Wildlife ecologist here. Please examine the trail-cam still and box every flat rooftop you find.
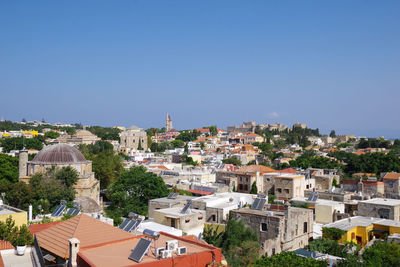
[151,195,195,204]
[78,232,217,266]
[157,207,205,218]
[324,216,400,231]
[0,205,25,215]
[359,198,400,206]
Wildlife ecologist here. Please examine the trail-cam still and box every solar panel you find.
[306,192,314,202]
[251,198,261,210]
[51,205,66,217]
[181,201,192,214]
[257,199,267,210]
[311,193,319,202]
[124,220,136,232]
[66,208,80,216]
[128,238,151,263]
[119,218,131,230]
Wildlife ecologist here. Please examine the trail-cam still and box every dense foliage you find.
[79,141,123,189]
[222,157,242,166]
[308,238,348,257]
[362,242,400,267]
[329,151,400,175]
[1,136,44,152]
[356,138,391,149]
[0,154,19,183]
[176,130,200,142]
[86,126,121,141]
[254,252,327,267]
[289,150,342,170]
[106,166,169,222]
[203,219,259,267]
[0,217,33,247]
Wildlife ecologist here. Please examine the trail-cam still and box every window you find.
[389,182,394,188]
[272,248,276,255]
[378,208,390,219]
[303,222,308,233]
[284,189,290,194]
[277,188,282,193]
[261,223,267,232]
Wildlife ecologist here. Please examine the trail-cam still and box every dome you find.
[128,125,139,130]
[74,129,96,137]
[31,144,87,164]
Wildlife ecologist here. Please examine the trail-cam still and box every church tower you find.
[166,113,173,132]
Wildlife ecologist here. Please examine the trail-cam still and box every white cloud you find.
[268,112,279,119]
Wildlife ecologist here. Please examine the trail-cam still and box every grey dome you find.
[31,144,87,164]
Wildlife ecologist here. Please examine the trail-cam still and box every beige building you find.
[152,205,206,235]
[274,174,306,200]
[119,125,148,153]
[57,129,100,145]
[19,144,100,205]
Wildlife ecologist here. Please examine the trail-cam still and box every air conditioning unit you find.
[177,247,187,256]
[166,240,178,251]
[156,247,165,257]
[161,250,172,259]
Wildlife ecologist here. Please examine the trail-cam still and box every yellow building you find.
[0,204,28,227]
[323,216,400,247]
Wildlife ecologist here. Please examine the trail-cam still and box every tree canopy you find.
[254,252,327,267]
[222,157,242,166]
[106,166,169,219]
[0,154,19,183]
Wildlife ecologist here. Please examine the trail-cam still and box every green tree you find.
[0,154,19,183]
[91,151,123,189]
[137,139,143,150]
[30,167,77,213]
[171,140,185,148]
[250,181,258,194]
[200,141,205,150]
[308,238,348,257]
[330,130,336,138]
[44,131,60,139]
[362,242,400,267]
[55,166,78,188]
[222,158,242,166]
[107,166,169,217]
[254,252,327,267]
[322,227,346,241]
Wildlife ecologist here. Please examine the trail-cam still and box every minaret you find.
[166,113,173,132]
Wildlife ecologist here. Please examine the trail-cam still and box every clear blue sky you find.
[1,1,399,138]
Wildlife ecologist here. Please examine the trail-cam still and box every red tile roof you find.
[29,221,63,235]
[36,214,135,259]
[187,189,212,196]
[383,172,400,180]
[277,168,297,174]
[0,240,14,250]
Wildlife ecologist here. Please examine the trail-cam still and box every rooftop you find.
[78,232,221,266]
[36,214,135,258]
[31,144,87,164]
[358,198,400,206]
[325,216,400,231]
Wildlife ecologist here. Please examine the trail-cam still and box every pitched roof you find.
[383,172,400,180]
[29,221,63,235]
[277,168,297,174]
[36,214,135,258]
[235,165,275,174]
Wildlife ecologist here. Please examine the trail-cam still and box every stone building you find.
[18,144,100,205]
[57,129,100,145]
[274,174,306,200]
[231,206,313,256]
[342,179,384,197]
[357,198,400,221]
[216,165,275,193]
[119,125,148,153]
[383,172,400,199]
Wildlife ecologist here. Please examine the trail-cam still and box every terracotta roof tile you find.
[383,172,400,180]
[29,221,63,235]
[36,214,135,259]
[0,240,14,250]
[235,165,275,174]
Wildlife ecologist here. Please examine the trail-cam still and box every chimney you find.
[68,238,80,267]
[29,204,33,222]
[18,150,28,178]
